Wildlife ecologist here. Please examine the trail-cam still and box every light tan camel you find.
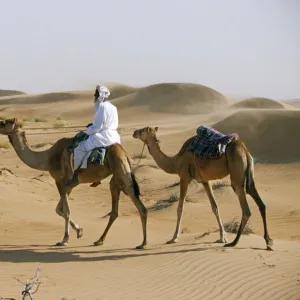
[133,126,273,250]
[0,118,148,249]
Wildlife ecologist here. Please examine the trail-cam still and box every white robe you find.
[73,101,121,170]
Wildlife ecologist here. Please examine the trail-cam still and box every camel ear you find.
[154,127,158,132]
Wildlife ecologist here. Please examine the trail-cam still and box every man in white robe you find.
[65,85,121,188]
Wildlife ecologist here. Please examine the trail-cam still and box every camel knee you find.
[55,204,63,216]
[243,209,251,219]
[110,211,118,221]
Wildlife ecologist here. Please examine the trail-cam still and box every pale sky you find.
[0,0,299,100]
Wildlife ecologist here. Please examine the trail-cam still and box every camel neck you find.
[9,131,51,171]
[147,138,178,174]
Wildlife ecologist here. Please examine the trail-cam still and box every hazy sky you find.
[0,0,299,99]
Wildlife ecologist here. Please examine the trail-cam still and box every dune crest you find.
[0,89,25,97]
[112,82,228,114]
[230,97,284,109]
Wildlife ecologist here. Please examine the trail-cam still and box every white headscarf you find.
[94,85,111,110]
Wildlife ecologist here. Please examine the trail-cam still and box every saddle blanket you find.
[68,131,106,167]
[187,125,238,159]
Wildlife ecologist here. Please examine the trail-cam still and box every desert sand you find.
[0,83,300,300]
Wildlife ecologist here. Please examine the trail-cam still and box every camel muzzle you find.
[132,131,140,138]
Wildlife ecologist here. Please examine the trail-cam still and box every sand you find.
[0,83,300,300]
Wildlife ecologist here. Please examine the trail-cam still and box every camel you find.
[133,126,273,250]
[0,118,147,249]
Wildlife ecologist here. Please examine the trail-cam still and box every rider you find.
[65,84,121,188]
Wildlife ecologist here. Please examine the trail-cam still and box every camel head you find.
[0,118,23,135]
[133,126,159,143]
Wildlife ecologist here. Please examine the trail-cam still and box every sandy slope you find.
[0,83,300,299]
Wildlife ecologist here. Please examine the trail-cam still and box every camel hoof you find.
[166,239,178,244]
[55,241,68,246]
[136,244,147,250]
[215,238,228,243]
[93,240,104,246]
[224,242,236,248]
[77,228,83,239]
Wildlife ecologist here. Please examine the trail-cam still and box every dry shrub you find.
[34,117,47,123]
[149,193,179,211]
[224,217,254,235]
[53,121,65,128]
[149,193,194,211]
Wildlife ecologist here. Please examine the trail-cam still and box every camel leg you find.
[55,195,71,246]
[124,176,148,249]
[55,182,83,246]
[167,177,189,244]
[224,185,251,247]
[247,183,273,250]
[94,177,120,246]
[202,181,227,243]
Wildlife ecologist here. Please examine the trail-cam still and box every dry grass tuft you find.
[224,217,254,235]
[53,121,65,128]
[34,117,47,123]
[149,193,195,211]
[148,193,179,211]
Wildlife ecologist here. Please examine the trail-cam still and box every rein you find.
[133,141,146,166]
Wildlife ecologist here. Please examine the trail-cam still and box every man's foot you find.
[90,181,101,187]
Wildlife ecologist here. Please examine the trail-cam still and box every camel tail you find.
[245,150,255,194]
[131,172,141,198]
[125,155,140,198]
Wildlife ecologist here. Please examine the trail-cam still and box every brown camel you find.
[133,126,273,250]
[0,118,148,249]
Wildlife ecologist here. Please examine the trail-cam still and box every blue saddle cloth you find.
[187,125,238,159]
[68,131,106,165]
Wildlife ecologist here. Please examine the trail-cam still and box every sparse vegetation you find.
[53,121,65,128]
[148,193,179,211]
[56,116,62,120]
[22,117,31,122]
[194,218,254,240]
[223,217,254,235]
[212,180,230,189]
[34,117,47,123]
[167,180,230,190]
[148,193,194,211]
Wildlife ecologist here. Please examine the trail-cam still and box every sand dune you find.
[213,109,300,163]
[111,82,228,114]
[230,97,285,109]
[0,89,25,97]
[107,83,138,99]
